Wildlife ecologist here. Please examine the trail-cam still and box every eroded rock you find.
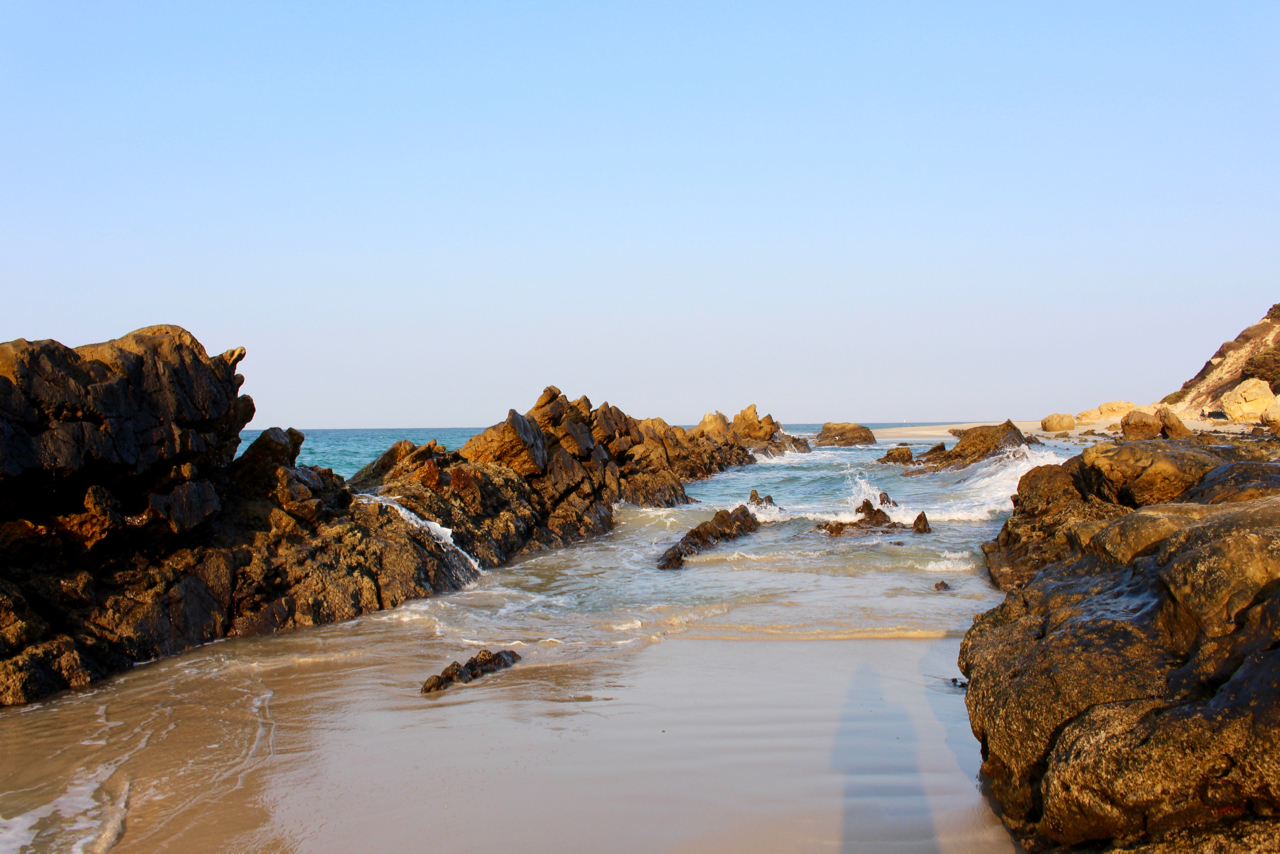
[657,504,760,570]
[814,422,875,446]
[421,649,521,694]
[961,495,1280,850]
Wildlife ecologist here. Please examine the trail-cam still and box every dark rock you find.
[657,505,759,570]
[878,491,897,507]
[1181,461,1280,505]
[960,495,1280,850]
[878,446,914,465]
[814,422,875,446]
[0,327,486,707]
[981,459,1132,590]
[912,512,931,534]
[748,489,776,507]
[817,499,909,537]
[934,580,950,591]
[908,421,1029,475]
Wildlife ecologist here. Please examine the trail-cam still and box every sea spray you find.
[357,494,483,575]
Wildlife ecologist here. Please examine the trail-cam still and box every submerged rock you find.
[421,649,521,694]
[814,422,875,446]
[657,504,760,570]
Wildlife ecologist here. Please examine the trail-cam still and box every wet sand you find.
[0,633,1013,852]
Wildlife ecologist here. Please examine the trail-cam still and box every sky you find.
[2,2,1277,428]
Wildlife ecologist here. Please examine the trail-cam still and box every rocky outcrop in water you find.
[814,422,875,446]
[905,420,1031,475]
[687,405,811,456]
[657,504,760,570]
[968,431,1280,849]
[352,387,767,566]
[421,648,521,694]
[878,446,913,465]
[0,327,480,706]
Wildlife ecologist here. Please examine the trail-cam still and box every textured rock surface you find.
[657,504,760,570]
[906,420,1029,475]
[961,495,1280,850]
[688,405,811,456]
[351,387,768,567]
[1121,408,1163,441]
[0,327,480,706]
[981,440,1270,591]
[814,422,876,446]
[1221,377,1276,423]
[1040,413,1074,433]
[877,446,913,465]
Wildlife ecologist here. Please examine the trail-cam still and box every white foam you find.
[358,495,482,572]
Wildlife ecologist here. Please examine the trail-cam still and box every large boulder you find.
[961,495,1280,850]
[1220,377,1275,423]
[1121,408,1163,441]
[1040,413,1075,432]
[814,422,876,446]
[1261,401,1280,432]
[0,325,254,524]
[1078,440,1236,507]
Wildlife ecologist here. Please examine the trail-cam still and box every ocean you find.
[0,425,1067,852]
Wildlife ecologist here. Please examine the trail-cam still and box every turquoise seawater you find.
[239,424,957,479]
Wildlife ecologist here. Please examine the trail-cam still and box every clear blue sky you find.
[3,2,1277,427]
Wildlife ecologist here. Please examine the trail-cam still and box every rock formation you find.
[906,420,1031,475]
[816,500,931,537]
[657,504,760,570]
[981,439,1269,591]
[1221,377,1276,423]
[1164,303,1280,418]
[421,649,520,694]
[0,327,480,706]
[878,446,913,465]
[351,387,769,566]
[687,405,811,456]
[962,490,1280,851]
[1076,401,1139,425]
[1040,413,1074,433]
[0,330,781,706]
[970,426,1280,851]
[814,422,876,446]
